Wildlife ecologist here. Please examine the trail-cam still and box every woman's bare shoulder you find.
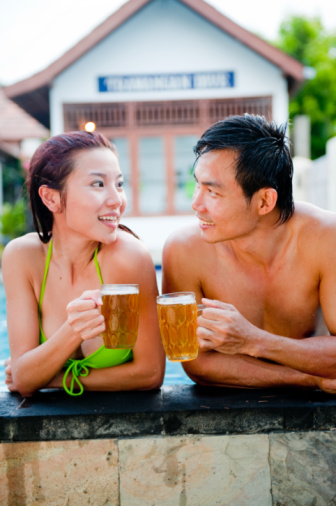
[116,228,153,256]
[100,228,155,273]
[2,233,45,269]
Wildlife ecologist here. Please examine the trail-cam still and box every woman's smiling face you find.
[61,147,127,244]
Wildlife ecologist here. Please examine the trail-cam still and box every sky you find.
[0,0,336,86]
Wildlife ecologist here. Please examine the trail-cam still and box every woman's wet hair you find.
[194,114,294,225]
[27,131,116,243]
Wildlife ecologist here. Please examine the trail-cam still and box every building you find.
[0,88,49,215]
[3,0,305,261]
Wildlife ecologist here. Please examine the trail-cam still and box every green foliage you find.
[2,159,25,204]
[275,15,336,159]
[184,165,196,199]
[0,200,26,243]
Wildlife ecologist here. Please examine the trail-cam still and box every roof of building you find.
[3,0,305,129]
[0,88,49,159]
[0,140,20,160]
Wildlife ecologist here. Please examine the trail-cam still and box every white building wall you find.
[327,137,336,212]
[293,149,335,212]
[50,0,289,134]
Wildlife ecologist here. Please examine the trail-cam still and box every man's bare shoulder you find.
[164,223,206,254]
[295,201,336,223]
[294,202,336,241]
[162,224,211,294]
[292,202,336,269]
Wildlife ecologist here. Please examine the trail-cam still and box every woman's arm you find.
[2,238,104,396]
[80,241,165,391]
[48,242,165,392]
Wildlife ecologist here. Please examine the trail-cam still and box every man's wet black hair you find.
[194,114,294,224]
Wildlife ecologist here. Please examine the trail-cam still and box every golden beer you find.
[101,284,140,349]
[157,292,198,362]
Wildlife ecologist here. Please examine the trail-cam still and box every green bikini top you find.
[38,240,132,396]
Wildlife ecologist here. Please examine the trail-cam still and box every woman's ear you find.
[257,187,278,216]
[38,185,62,213]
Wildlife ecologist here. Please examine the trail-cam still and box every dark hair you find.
[194,114,294,224]
[27,131,116,243]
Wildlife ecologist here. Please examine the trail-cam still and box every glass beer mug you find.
[156,292,199,362]
[101,284,140,349]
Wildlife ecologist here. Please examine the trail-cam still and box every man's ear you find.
[38,185,62,213]
[257,187,278,216]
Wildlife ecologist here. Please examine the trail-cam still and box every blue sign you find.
[98,71,234,93]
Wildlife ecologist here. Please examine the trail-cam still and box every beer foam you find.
[158,295,195,305]
[101,284,139,295]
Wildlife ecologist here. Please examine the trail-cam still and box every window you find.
[139,137,166,214]
[63,97,272,215]
[111,137,132,215]
[174,135,198,212]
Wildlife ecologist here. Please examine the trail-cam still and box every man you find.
[162,114,336,393]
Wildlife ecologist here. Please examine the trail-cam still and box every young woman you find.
[3,131,165,397]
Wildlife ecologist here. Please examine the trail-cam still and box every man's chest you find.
[200,258,320,338]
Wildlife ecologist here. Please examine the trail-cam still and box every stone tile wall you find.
[1,431,336,505]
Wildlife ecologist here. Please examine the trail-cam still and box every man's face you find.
[192,149,259,243]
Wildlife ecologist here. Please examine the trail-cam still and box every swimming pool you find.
[0,271,194,390]
[0,281,7,390]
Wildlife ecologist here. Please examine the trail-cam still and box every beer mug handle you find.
[197,304,206,316]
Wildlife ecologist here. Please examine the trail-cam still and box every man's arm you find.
[196,299,336,380]
[162,231,320,390]
[182,350,317,389]
[194,214,336,380]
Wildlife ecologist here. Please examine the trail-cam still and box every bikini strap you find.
[93,247,103,284]
[39,239,53,313]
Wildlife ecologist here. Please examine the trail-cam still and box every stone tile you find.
[0,439,119,505]
[162,409,284,436]
[119,434,272,505]
[270,431,336,505]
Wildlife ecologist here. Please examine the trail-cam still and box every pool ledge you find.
[1,384,336,442]
[2,385,336,504]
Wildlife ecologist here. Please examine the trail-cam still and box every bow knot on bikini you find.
[62,360,90,396]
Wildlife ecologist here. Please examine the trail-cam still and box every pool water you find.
[0,272,194,390]
[0,282,6,389]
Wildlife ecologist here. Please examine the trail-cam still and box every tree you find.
[0,200,26,245]
[275,16,336,159]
